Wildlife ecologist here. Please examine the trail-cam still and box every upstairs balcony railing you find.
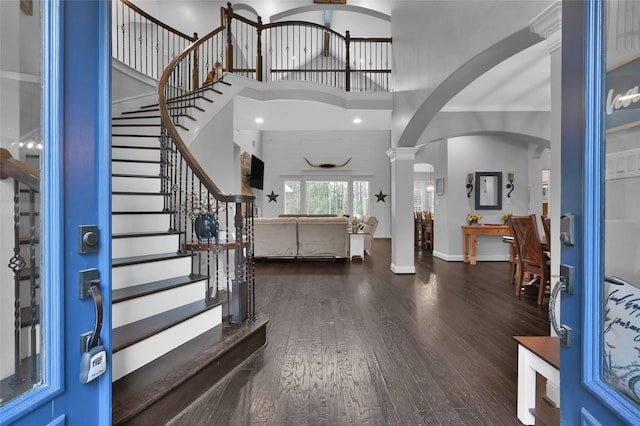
[114,1,392,92]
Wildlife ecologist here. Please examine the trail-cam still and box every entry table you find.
[513,336,560,425]
[462,224,510,265]
[349,232,364,260]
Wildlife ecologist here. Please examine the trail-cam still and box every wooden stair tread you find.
[112,299,222,352]
[112,251,193,268]
[112,274,207,304]
[18,267,39,280]
[20,305,40,327]
[113,230,180,239]
[111,173,167,179]
[112,123,161,128]
[112,145,161,150]
[112,158,162,164]
[112,133,159,138]
[112,191,169,196]
[112,210,174,215]
[113,115,161,120]
[112,315,268,425]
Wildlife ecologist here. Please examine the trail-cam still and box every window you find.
[353,180,369,216]
[306,180,348,215]
[283,178,370,216]
[284,180,301,214]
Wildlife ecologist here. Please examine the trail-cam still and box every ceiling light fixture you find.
[352,118,362,124]
[255,117,264,124]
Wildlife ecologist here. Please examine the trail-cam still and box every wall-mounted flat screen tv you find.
[250,155,264,190]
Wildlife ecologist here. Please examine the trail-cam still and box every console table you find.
[513,336,560,425]
[461,224,510,265]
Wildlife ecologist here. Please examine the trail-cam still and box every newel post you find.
[345,30,351,92]
[191,32,199,89]
[256,16,263,81]
[225,2,234,74]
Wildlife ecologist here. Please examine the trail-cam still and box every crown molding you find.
[529,1,562,54]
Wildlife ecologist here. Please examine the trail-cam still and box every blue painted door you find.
[1,0,111,424]
[560,1,640,424]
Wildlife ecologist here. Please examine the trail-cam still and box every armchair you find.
[358,215,379,255]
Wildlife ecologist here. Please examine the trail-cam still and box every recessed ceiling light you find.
[255,117,264,124]
[352,118,362,124]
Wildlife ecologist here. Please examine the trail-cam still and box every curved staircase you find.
[110,92,266,425]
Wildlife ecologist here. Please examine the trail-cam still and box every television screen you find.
[249,155,264,190]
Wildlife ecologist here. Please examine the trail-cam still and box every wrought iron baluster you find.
[9,180,26,386]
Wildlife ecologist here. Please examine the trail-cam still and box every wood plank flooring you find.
[168,239,549,425]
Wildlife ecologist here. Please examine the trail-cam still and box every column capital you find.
[386,147,420,162]
[529,1,562,54]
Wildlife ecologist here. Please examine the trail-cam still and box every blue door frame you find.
[1,0,112,424]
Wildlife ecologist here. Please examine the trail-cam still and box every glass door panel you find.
[602,0,640,408]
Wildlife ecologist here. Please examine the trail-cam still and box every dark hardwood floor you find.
[168,239,549,425]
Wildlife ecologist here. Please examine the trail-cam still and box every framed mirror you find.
[475,172,502,210]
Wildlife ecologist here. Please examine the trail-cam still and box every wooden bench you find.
[513,336,560,425]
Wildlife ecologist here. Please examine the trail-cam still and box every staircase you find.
[110,94,266,425]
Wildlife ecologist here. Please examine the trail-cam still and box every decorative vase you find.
[469,219,478,225]
[352,225,359,233]
[194,213,217,243]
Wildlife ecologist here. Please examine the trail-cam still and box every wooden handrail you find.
[120,0,197,42]
[0,148,39,192]
[157,28,254,204]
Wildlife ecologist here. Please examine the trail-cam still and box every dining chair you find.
[510,214,550,305]
[414,211,423,247]
[422,211,434,252]
[541,215,551,252]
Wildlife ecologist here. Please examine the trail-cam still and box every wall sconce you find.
[506,172,515,197]
[466,172,474,198]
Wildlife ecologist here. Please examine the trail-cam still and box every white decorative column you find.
[529,0,562,406]
[386,147,419,274]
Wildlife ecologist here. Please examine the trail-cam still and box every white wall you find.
[187,101,236,195]
[260,130,391,237]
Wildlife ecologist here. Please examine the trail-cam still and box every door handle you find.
[79,268,107,383]
[549,264,574,347]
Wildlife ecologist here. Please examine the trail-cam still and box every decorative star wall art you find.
[267,190,279,203]
[376,190,387,203]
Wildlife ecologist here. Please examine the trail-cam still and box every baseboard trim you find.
[390,264,416,274]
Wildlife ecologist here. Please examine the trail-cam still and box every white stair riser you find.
[112,124,161,136]
[112,194,164,212]
[112,257,192,290]
[19,324,41,359]
[112,136,160,149]
[112,147,160,162]
[112,214,171,234]
[112,281,206,328]
[112,306,221,381]
[112,117,160,126]
[112,161,160,176]
[113,234,179,258]
[112,176,162,193]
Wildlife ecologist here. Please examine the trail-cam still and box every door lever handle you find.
[86,282,103,351]
[79,268,103,352]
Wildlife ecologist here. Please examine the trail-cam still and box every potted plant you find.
[501,213,511,225]
[467,213,481,225]
[350,217,361,233]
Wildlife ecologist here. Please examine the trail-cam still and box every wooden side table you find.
[349,232,364,260]
[513,336,560,425]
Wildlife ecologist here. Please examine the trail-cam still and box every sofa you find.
[254,216,348,259]
[357,215,379,255]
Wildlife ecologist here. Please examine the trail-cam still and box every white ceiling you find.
[234,40,550,132]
